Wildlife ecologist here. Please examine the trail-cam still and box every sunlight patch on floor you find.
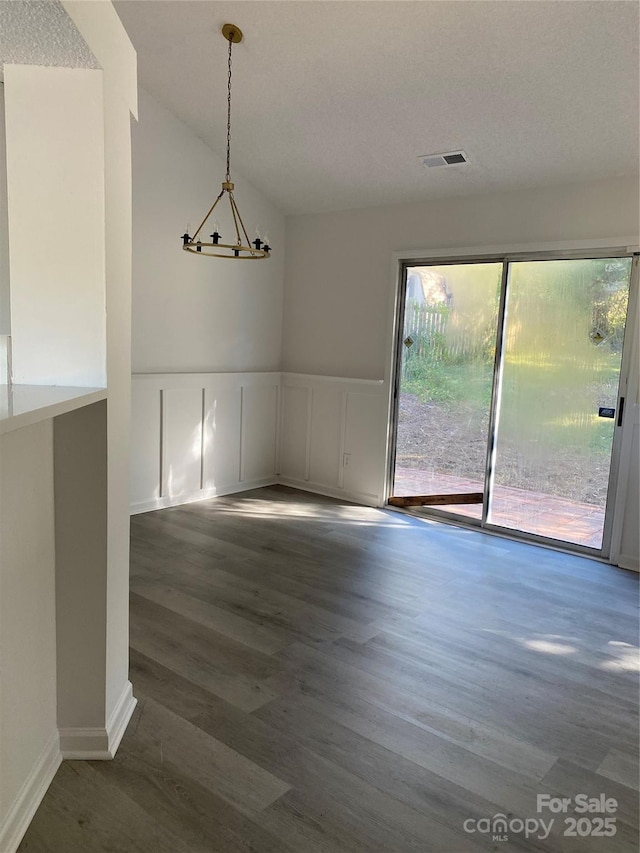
[600,641,640,673]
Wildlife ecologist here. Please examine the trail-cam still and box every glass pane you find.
[489,258,632,548]
[393,262,502,520]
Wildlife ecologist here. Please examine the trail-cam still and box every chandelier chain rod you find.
[229,192,253,249]
[192,188,224,241]
[226,33,233,182]
[228,191,242,245]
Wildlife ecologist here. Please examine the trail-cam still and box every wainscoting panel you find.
[279,373,387,506]
[131,373,281,514]
[162,387,203,498]
[343,391,387,501]
[130,384,161,507]
[279,384,310,482]
[131,372,387,513]
[308,387,343,488]
[203,385,242,491]
[241,384,279,483]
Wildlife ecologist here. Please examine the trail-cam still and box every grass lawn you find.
[397,353,620,506]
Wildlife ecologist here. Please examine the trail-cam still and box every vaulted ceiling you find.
[114,0,639,215]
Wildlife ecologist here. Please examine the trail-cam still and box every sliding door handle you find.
[617,397,625,427]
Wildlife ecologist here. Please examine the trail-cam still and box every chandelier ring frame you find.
[182,243,269,259]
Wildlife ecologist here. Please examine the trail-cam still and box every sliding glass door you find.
[390,253,635,555]
[392,262,502,520]
[488,258,632,549]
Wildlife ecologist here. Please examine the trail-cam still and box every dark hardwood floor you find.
[19,486,639,852]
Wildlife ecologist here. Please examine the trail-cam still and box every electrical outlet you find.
[343,453,351,468]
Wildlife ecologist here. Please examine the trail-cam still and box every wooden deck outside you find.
[393,467,606,549]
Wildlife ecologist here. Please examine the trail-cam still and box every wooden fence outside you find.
[402,302,479,363]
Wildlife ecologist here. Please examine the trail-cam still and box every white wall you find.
[54,402,108,743]
[129,88,288,513]
[0,421,60,853]
[0,84,10,336]
[63,0,139,738]
[0,2,138,849]
[103,63,136,737]
[613,279,640,572]
[131,88,285,374]
[4,65,106,387]
[618,410,639,570]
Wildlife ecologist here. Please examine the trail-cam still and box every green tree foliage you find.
[589,259,630,352]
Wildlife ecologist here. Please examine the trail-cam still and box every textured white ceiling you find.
[0,0,99,78]
[114,0,639,215]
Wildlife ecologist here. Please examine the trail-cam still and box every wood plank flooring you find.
[19,486,639,852]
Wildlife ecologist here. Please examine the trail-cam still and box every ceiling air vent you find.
[420,150,469,168]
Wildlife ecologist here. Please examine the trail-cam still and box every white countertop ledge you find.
[0,385,107,435]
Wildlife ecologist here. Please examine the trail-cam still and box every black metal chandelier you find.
[181,24,271,259]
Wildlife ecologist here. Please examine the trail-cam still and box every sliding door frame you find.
[609,254,640,566]
[481,260,509,525]
[386,244,639,560]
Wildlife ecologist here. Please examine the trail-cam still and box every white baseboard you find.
[131,476,381,514]
[106,680,137,756]
[130,477,278,515]
[58,726,110,759]
[60,681,137,760]
[277,477,381,508]
[0,731,61,853]
[616,554,639,572]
